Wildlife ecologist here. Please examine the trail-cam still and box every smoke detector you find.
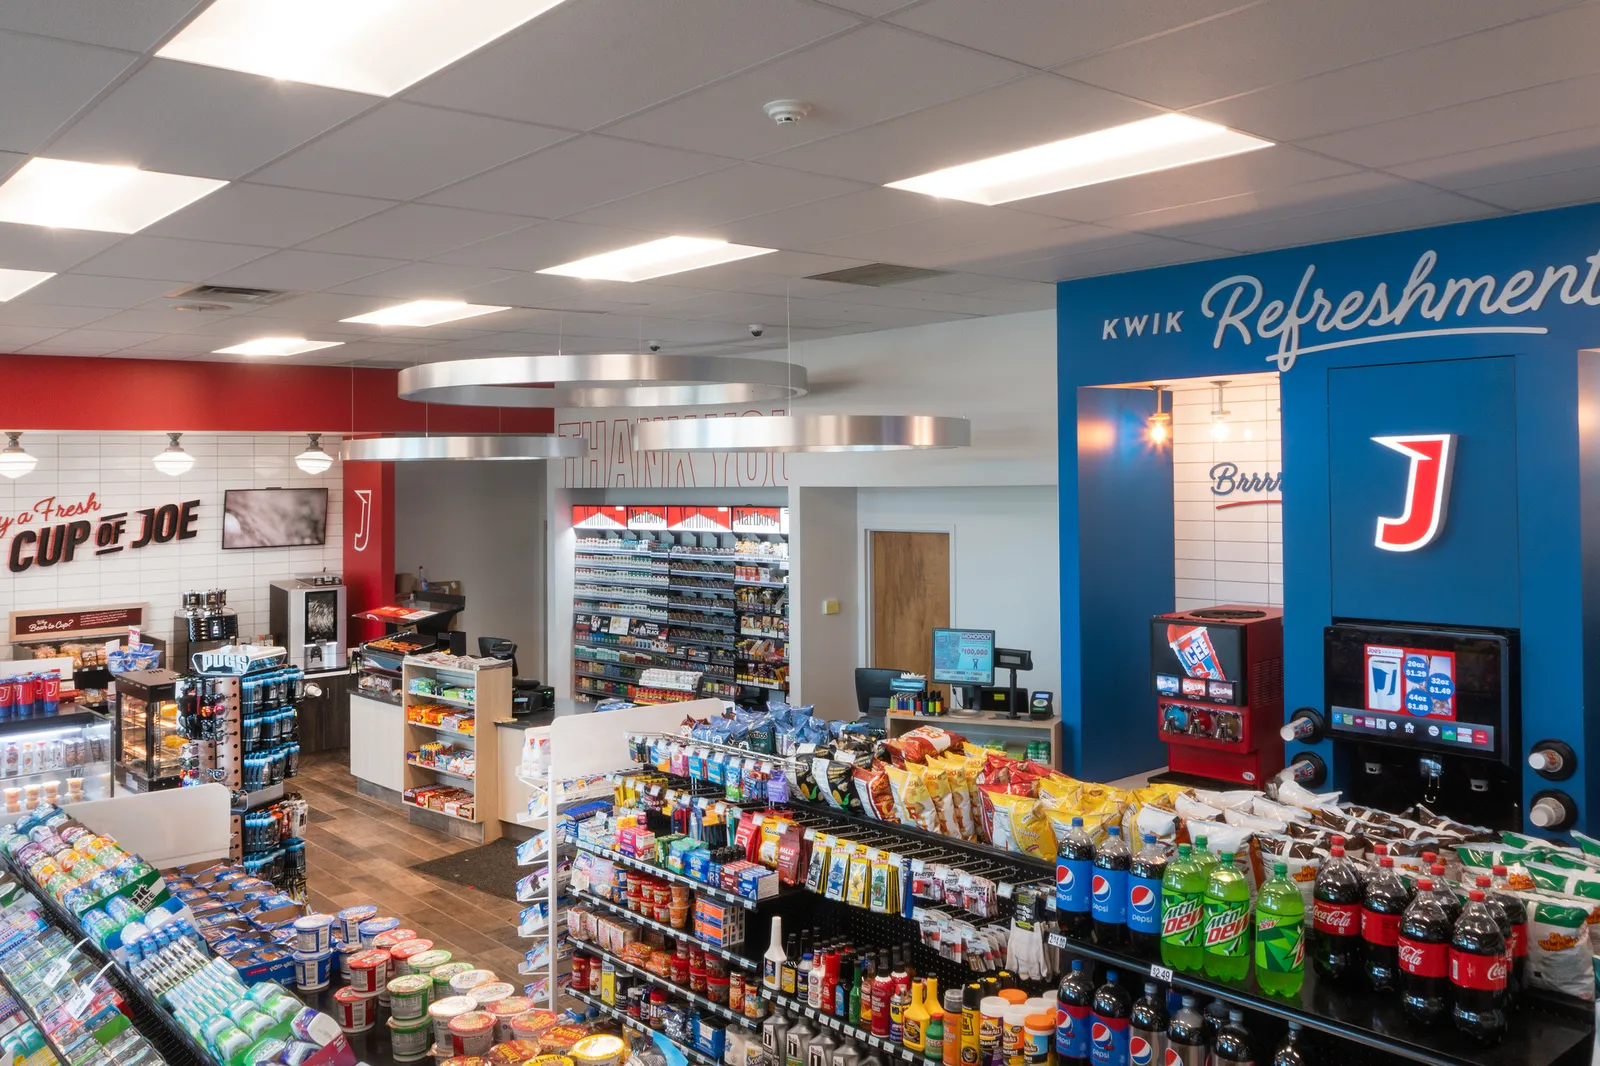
[763,100,812,125]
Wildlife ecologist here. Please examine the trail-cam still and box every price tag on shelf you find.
[1150,964,1174,984]
[803,829,816,841]
[1046,933,1068,949]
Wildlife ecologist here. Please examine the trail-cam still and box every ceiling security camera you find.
[749,324,764,337]
[648,341,662,352]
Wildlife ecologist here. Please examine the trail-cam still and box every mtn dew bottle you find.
[1160,844,1205,973]
[1202,851,1250,982]
[1255,862,1305,997]
[1193,835,1217,872]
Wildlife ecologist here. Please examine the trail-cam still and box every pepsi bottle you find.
[1165,996,1207,1066]
[1270,1022,1307,1066]
[1129,982,1168,1066]
[1089,970,1132,1066]
[1128,834,1167,958]
[1058,817,1095,939]
[1093,827,1132,948]
[1056,958,1095,1066]
[1211,1009,1254,1066]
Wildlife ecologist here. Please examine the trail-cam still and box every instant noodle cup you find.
[332,987,377,1033]
[374,927,420,950]
[486,1039,540,1065]
[407,948,453,978]
[538,1024,590,1055]
[390,938,437,975]
[509,1009,559,1042]
[469,981,514,1008]
[348,949,392,994]
[388,974,434,1020]
[486,997,534,1042]
[432,961,476,997]
[441,1059,489,1066]
[571,1034,626,1066]
[448,1011,497,1057]
[293,914,335,954]
[358,916,400,946]
[337,904,377,941]
[527,1056,574,1066]
[429,995,478,1047]
[389,1016,433,1063]
[449,969,498,997]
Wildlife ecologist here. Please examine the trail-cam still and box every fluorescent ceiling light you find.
[538,237,777,282]
[213,337,344,357]
[885,114,1273,205]
[0,269,54,302]
[157,0,573,97]
[0,158,226,234]
[341,300,511,327]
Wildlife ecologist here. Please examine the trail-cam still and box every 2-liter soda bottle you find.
[1160,844,1205,973]
[1254,862,1305,998]
[1310,839,1363,983]
[1202,852,1250,982]
[1128,833,1167,959]
[1450,890,1508,1047]
[1397,877,1452,1028]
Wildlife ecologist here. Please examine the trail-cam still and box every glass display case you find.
[0,714,113,820]
[112,669,182,793]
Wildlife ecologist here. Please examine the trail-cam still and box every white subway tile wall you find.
[1169,374,1281,611]
[0,433,342,643]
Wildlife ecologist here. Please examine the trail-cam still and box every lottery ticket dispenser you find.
[1151,606,1285,786]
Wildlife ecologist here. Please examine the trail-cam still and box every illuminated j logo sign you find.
[1372,434,1456,552]
[352,489,372,552]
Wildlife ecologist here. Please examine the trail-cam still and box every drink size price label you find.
[1047,933,1068,949]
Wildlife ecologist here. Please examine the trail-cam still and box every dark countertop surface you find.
[494,696,590,728]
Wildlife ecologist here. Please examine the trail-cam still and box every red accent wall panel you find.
[342,460,395,642]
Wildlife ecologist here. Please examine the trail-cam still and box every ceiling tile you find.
[15,275,186,308]
[1192,190,1500,253]
[1454,163,1600,213]
[0,303,115,329]
[407,0,859,130]
[0,31,139,156]
[814,0,921,15]
[1100,172,1427,239]
[205,249,406,290]
[330,262,523,300]
[1389,125,1600,191]
[1299,73,1600,169]
[298,204,534,261]
[602,24,1024,159]
[426,135,731,219]
[72,235,273,281]
[437,219,664,272]
[1058,0,1582,109]
[146,183,392,246]
[0,325,67,349]
[228,292,386,324]
[967,237,1229,283]
[87,308,225,334]
[891,0,1255,68]
[564,164,865,233]
[251,103,571,200]
[0,223,122,272]
[437,272,595,308]
[810,208,1074,266]
[761,74,1159,184]
[719,187,951,248]
[1191,4,1600,143]
[0,0,203,51]
[49,60,375,180]
[26,327,166,354]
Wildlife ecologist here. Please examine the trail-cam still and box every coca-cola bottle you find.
[1397,877,1451,1028]
[1488,864,1527,1002]
[1310,839,1363,983]
[1360,855,1412,993]
[1473,874,1516,1005]
[1426,864,1461,924]
[1450,889,1508,1047]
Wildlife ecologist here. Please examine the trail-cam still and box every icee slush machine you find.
[1151,606,1284,786]
[1321,620,1524,829]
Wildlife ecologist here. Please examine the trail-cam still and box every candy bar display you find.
[571,506,789,706]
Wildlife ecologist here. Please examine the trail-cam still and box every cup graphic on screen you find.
[1368,655,1403,712]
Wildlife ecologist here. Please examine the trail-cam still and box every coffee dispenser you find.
[269,577,347,671]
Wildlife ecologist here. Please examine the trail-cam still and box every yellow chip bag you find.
[1038,775,1084,810]
[886,765,939,832]
[985,791,1055,861]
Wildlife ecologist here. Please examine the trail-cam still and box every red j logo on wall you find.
[1372,434,1456,552]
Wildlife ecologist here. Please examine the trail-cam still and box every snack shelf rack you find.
[572,888,756,971]
[574,939,750,1026]
[401,654,509,843]
[574,838,766,912]
[568,987,722,1066]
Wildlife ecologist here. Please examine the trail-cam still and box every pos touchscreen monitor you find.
[932,628,996,686]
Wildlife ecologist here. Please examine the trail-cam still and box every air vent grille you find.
[805,263,953,287]
[165,284,295,306]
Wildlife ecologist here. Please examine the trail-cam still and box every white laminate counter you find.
[349,692,406,794]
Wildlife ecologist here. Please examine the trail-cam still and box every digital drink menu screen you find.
[1150,620,1245,705]
[1325,622,1513,764]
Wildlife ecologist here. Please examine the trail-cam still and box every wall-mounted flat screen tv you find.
[222,488,329,550]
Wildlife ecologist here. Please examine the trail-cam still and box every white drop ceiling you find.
[0,0,1595,365]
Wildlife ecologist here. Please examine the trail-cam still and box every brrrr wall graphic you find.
[557,410,790,489]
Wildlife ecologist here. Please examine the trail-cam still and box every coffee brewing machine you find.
[269,575,347,671]
[1301,620,1560,830]
[171,589,239,670]
[1151,606,1285,786]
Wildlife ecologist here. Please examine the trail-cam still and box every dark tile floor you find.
[297,751,528,980]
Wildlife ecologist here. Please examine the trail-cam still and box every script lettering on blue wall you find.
[1209,462,1282,510]
[1194,248,1600,371]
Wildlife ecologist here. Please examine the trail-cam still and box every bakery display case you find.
[112,669,182,793]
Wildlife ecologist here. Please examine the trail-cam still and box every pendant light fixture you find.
[340,435,586,462]
[294,433,334,475]
[1209,380,1231,441]
[633,414,970,453]
[396,352,808,408]
[0,432,37,479]
[151,432,195,476]
[1146,385,1171,445]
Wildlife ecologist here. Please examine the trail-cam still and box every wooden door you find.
[869,531,951,678]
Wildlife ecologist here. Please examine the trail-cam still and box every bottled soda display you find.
[1488,864,1528,1001]
[1254,862,1305,997]
[1193,836,1217,872]
[1397,877,1452,1027]
[1202,851,1250,982]
[1128,833,1167,958]
[1310,840,1363,983]
[1426,864,1461,924]
[1164,996,1207,1066]
[1360,856,1412,993]
[1450,890,1508,1047]
[1128,982,1168,1066]
[1089,970,1132,1066]
[1056,959,1095,1066]
[1211,1008,1255,1066]
[1058,817,1095,939]
[1269,1022,1307,1066]
[1093,827,1132,948]
[1473,874,1516,1005]
[1160,844,1205,973]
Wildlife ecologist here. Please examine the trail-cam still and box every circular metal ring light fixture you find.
[341,435,586,462]
[397,353,808,408]
[632,414,970,453]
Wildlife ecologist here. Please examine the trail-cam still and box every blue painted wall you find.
[1057,202,1600,830]
[1074,387,1175,779]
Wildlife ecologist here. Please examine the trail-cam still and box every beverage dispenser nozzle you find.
[1419,755,1444,805]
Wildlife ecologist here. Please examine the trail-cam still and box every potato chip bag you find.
[1037,775,1083,810]
[886,764,939,832]
[983,791,1054,861]
[920,763,957,836]
[852,765,895,821]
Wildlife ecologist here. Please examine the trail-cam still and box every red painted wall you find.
[343,460,396,641]
[0,354,554,434]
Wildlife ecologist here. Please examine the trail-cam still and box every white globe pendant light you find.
[152,432,195,476]
[295,433,334,474]
[0,432,37,479]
